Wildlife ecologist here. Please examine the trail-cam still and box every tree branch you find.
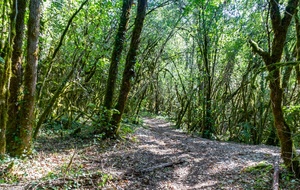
[249,39,271,63]
[272,158,280,190]
[51,0,89,60]
[282,0,299,29]
[146,0,170,16]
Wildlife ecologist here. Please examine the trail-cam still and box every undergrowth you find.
[243,161,300,189]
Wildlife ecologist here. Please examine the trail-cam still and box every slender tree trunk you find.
[296,66,300,84]
[109,0,147,137]
[281,46,294,105]
[196,5,214,139]
[295,11,300,85]
[249,0,300,177]
[269,78,299,174]
[0,0,17,156]
[103,0,133,111]
[203,43,212,139]
[0,53,10,156]
[33,54,82,139]
[155,73,160,114]
[15,0,41,156]
[37,0,88,105]
[6,0,27,154]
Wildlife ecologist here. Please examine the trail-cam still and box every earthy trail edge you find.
[0,117,299,189]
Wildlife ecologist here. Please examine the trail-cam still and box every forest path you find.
[0,117,296,189]
[100,117,284,189]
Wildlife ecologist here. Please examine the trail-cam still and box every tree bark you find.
[0,0,17,156]
[103,0,133,111]
[16,0,41,156]
[249,0,300,177]
[295,10,300,85]
[109,0,147,137]
[0,54,10,156]
[202,33,213,139]
[6,0,27,155]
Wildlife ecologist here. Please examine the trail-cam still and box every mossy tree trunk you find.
[109,0,147,138]
[249,0,300,177]
[0,0,17,156]
[0,51,10,156]
[202,27,213,139]
[295,10,300,85]
[103,0,133,112]
[6,0,27,155]
[1,0,41,157]
[14,0,41,156]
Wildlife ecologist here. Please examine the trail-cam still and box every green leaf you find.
[0,57,4,64]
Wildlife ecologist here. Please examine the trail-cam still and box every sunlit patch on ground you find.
[1,117,300,189]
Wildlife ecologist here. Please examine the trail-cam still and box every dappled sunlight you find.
[1,117,298,189]
[9,149,78,183]
[1,0,300,188]
[253,147,281,157]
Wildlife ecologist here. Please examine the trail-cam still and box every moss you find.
[244,161,273,173]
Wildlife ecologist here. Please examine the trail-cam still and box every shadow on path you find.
[100,117,283,189]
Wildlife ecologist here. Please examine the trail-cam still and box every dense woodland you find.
[1,0,300,184]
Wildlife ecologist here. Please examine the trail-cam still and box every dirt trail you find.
[0,117,297,189]
[100,117,285,189]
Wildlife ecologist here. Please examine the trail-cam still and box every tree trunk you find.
[249,0,300,177]
[197,6,214,139]
[203,49,212,139]
[295,10,300,85]
[0,57,10,156]
[269,68,299,176]
[6,0,27,155]
[103,0,133,111]
[0,0,17,156]
[109,0,147,137]
[15,0,41,156]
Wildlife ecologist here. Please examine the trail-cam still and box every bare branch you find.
[282,0,299,29]
[146,0,171,16]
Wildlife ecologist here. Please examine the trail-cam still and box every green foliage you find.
[98,173,113,187]
[284,105,300,146]
[0,56,4,64]
[1,0,300,181]
[43,171,59,180]
[244,161,272,173]
[279,166,300,189]
[243,161,273,188]
[243,162,300,189]
[238,122,253,144]
[42,116,81,137]
[41,168,112,189]
[92,107,120,135]
[284,105,300,115]
[0,158,21,184]
[120,124,134,135]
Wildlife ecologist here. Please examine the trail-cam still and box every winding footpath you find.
[101,117,283,189]
[0,117,291,189]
